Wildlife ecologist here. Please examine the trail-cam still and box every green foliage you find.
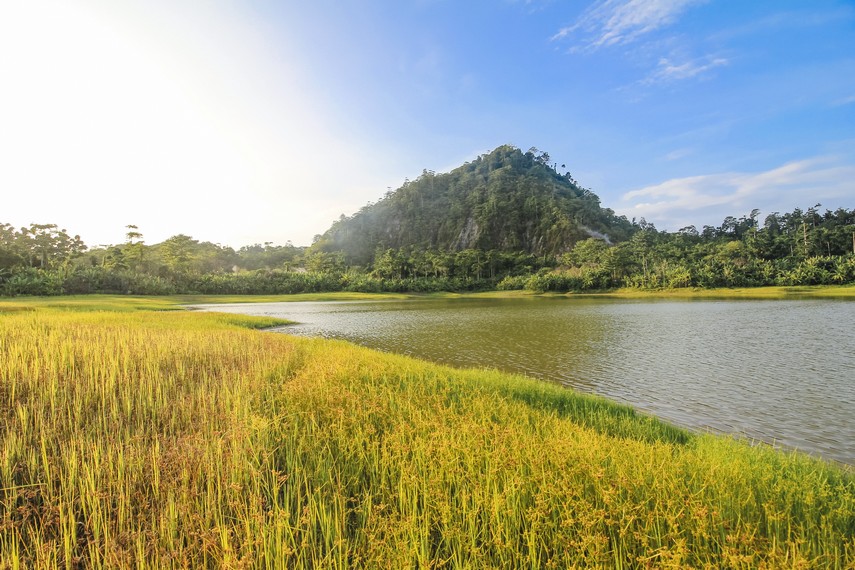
[0,223,86,270]
[561,237,610,267]
[237,241,300,270]
[2,267,65,296]
[496,274,528,290]
[521,206,855,293]
[304,251,345,274]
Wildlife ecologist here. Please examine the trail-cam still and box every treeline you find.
[2,205,854,296]
[517,206,855,292]
[0,223,516,295]
[0,223,303,295]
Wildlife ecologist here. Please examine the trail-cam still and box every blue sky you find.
[1,1,853,247]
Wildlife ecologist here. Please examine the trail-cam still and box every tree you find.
[16,224,86,269]
[102,246,128,271]
[159,234,199,274]
[563,238,609,267]
[124,225,146,271]
[0,223,24,269]
[236,242,301,271]
[305,251,345,274]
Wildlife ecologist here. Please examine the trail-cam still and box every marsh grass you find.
[174,292,416,305]
[0,297,853,567]
[0,295,183,313]
[576,284,855,300]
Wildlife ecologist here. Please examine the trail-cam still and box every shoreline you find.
[176,283,855,304]
[2,284,855,314]
[2,284,855,309]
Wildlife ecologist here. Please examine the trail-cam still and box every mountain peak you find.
[311,145,633,265]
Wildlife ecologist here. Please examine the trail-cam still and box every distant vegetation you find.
[2,145,854,296]
[1,296,853,566]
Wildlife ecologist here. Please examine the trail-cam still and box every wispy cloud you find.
[507,0,554,14]
[617,156,855,229]
[664,148,693,161]
[553,0,706,50]
[832,94,855,107]
[644,55,727,84]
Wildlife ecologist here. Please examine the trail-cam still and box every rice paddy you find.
[0,296,853,568]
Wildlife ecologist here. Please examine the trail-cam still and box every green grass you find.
[0,296,853,567]
[175,291,418,304]
[0,292,413,311]
[573,284,855,300]
[0,294,184,313]
[3,284,854,312]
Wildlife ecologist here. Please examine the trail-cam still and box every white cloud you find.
[645,55,728,83]
[553,0,706,50]
[832,95,855,107]
[664,148,693,161]
[506,0,554,14]
[617,156,855,229]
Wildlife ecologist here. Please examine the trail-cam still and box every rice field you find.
[0,296,853,568]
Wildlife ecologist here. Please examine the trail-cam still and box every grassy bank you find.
[0,298,853,567]
[0,292,414,313]
[2,283,854,312]
[180,284,855,302]
[574,284,855,300]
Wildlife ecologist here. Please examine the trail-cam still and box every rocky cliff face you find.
[456,217,480,250]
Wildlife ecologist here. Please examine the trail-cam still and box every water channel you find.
[194,297,855,465]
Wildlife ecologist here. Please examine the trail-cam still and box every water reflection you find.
[193,298,855,465]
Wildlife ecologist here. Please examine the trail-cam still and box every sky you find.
[1,0,853,248]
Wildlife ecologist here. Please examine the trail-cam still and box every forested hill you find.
[310,145,636,265]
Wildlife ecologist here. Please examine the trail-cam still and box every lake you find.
[194,297,855,465]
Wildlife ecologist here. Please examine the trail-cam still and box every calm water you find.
[194,298,855,465]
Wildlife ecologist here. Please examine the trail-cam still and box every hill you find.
[311,145,635,266]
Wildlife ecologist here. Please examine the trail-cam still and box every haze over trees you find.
[2,145,854,295]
